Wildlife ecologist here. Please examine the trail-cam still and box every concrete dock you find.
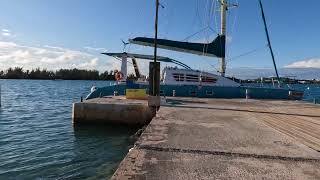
[112,98,320,179]
[72,96,155,125]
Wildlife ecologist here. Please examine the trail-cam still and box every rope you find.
[208,44,268,73]
[182,26,211,42]
[227,44,269,62]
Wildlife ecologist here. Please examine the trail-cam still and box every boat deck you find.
[112,98,320,179]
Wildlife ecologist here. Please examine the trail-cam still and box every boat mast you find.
[259,0,281,85]
[220,0,227,77]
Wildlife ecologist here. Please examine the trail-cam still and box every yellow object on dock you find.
[126,89,148,100]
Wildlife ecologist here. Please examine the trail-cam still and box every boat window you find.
[186,74,199,78]
[201,76,217,83]
[186,74,199,82]
[206,90,213,95]
[172,73,184,81]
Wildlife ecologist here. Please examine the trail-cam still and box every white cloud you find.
[0,41,16,48]
[0,40,153,76]
[285,58,320,68]
[78,58,98,68]
[43,45,66,51]
[0,41,114,71]
[2,32,11,36]
[84,46,107,52]
[2,29,10,32]
[1,29,11,36]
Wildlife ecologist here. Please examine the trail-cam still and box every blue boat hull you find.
[86,84,304,100]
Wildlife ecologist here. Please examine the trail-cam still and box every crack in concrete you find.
[137,144,320,162]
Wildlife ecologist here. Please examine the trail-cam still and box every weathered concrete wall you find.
[72,97,155,125]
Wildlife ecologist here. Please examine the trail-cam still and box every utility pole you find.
[153,0,159,96]
[149,0,161,109]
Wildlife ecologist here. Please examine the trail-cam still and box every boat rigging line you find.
[226,44,269,62]
[182,26,218,42]
[208,44,269,74]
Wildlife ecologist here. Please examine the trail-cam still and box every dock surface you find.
[112,98,320,179]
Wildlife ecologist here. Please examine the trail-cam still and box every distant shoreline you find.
[1,77,319,84]
[0,78,114,81]
[1,67,319,84]
[0,67,116,81]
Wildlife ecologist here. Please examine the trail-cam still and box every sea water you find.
[243,83,320,102]
[0,80,319,179]
[0,80,138,179]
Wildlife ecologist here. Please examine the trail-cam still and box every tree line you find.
[0,67,117,80]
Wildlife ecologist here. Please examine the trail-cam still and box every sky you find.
[0,0,320,78]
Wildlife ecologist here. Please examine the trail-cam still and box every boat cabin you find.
[162,67,239,87]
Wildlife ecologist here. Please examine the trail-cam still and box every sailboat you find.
[86,0,304,100]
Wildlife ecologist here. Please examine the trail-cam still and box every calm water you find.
[0,80,138,179]
[0,80,319,179]
[243,83,320,102]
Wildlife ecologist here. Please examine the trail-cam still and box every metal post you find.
[113,91,118,96]
[246,89,250,100]
[148,0,161,109]
[220,0,227,77]
[152,0,160,96]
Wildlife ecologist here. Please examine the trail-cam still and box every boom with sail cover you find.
[129,35,226,58]
[102,52,192,70]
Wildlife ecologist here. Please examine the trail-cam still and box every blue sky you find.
[0,0,320,77]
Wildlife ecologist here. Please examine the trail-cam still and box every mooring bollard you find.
[173,90,176,97]
[245,89,250,100]
[288,91,292,100]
